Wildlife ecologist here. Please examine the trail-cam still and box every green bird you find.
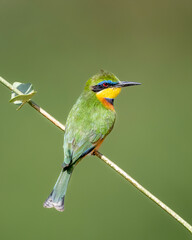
[43,71,140,211]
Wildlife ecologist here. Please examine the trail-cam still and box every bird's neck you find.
[95,87,121,111]
[97,97,115,111]
[82,90,115,111]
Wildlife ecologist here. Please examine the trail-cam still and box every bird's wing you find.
[62,129,104,168]
[62,92,115,168]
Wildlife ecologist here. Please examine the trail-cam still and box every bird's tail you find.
[43,166,73,212]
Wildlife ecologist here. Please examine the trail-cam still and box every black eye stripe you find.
[91,82,118,92]
[91,85,104,92]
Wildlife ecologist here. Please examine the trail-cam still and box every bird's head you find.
[85,71,141,110]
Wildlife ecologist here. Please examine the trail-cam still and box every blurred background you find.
[0,0,192,239]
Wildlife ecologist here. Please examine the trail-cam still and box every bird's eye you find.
[103,82,108,87]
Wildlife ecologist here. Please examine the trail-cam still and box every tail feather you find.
[43,166,73,212]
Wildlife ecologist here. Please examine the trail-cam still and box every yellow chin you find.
[96,87,121,100]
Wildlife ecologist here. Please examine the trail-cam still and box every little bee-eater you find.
[44,71,140,211]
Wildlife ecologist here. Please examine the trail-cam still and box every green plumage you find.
[63,82,116,167]
[43,71,140,211]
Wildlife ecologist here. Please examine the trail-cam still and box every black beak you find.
[116,81,141,88]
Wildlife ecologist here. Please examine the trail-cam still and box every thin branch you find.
[28,100,66,131]
[1,76,192,234]
[0,76,65,131]
[94,151,192,233]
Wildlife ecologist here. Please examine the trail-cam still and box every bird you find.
[43,71,141,212]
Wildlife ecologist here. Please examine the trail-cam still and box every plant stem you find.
[94,151,192,233]
[1,76,192,234]
[28,100,66,131]
[0,76,22,94]
[0,76,65,131]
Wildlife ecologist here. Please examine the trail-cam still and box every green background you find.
[0,0,192,239]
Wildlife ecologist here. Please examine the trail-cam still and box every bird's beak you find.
[116,81,141,88]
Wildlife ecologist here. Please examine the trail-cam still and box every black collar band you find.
[105,98,114,105]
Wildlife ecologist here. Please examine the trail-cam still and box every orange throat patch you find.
[100,98,114,111]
